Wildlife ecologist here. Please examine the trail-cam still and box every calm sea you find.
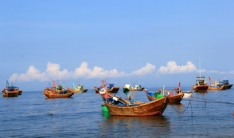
[1,87,234,138]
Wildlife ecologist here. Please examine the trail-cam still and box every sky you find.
[1,0,234,91]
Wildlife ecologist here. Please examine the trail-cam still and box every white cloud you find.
[131,63,156,75]
[210,70,219,73]
[230,71,234,74]
[73,62,126,78]
[9,65,48,82]
[9,61,231,82]
[209,70,226,74]
[219,72,227,74]
[158,61,197,74]
[8,62,127,82]
[45,62,71,80]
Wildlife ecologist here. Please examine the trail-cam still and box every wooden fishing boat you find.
[94,79,119,93]
[44,80,74,98]
[122,84,144,92]
[193,58,209,92]
[208,77,227,90]
[167,92,184,104]
[104,97,168,116]
[68,88,88,93]
[43,88,74,98]
[219,80,233,89]
[94,86,119,94]
[69,83,88,93]
[146,91,184,104]
[192,76,208,92]
[2,81,23,97]
[146,82,184,104]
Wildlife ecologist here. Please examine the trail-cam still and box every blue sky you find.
[1,1,234,91]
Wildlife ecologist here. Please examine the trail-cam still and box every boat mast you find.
[199,56,201,77]
[179,82,180,92]
[162,85,164,95]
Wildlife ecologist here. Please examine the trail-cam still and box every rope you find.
[170,96,234,116]
[170,100,192,113]
[183,96,234,105]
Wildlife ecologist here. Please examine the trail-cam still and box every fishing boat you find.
[146,83,184,104]
[208,77,227,90]
[104,96,168,116]
[94,79,119,93]
[208,85,226,91]
[44,80,74,98]
[192,76,209,92]
[146,89,184,104]
[166,91,184,104]
[94,86,119,94]
[43,87,74,98]
[122,83,144,92]
[2,81,22,97]
[2,90,19,97]
[68,83,88,93]
[68,87,88,93]
[193,57,209,92]
[219,79,233,89]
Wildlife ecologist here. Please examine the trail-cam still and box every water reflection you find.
[102,111,111,118]
[100,114,171,137]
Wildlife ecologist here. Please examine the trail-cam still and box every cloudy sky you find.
[1,1,234,91]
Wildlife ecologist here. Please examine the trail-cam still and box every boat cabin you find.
[196,76,207,86]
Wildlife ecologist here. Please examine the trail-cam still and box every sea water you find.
[1,87,234,137]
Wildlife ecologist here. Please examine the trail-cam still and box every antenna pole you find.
[199,56,201,77]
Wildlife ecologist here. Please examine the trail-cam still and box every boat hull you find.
[225,84,233,89]
[193,85,208,93]
[105,97,168,116]
[167,92,184,104]
[208,85,226,91]
[17,90,22,95]
[2,91,19,97]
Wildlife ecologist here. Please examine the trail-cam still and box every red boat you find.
[192,76,208,92]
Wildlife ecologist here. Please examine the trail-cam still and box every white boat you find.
[183,91,192,98]
[123,83,144,91]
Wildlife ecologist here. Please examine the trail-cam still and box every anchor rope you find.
[171,96,234,115]
[170,100,192,113]
[183,96,234,105]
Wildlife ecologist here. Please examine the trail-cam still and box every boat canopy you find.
[124,84,131,89]
[196,76,206,79]
[221,80,229,84]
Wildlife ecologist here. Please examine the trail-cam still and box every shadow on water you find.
[100,112,171,137]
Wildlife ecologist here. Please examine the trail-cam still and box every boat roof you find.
[196,76,205,78]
